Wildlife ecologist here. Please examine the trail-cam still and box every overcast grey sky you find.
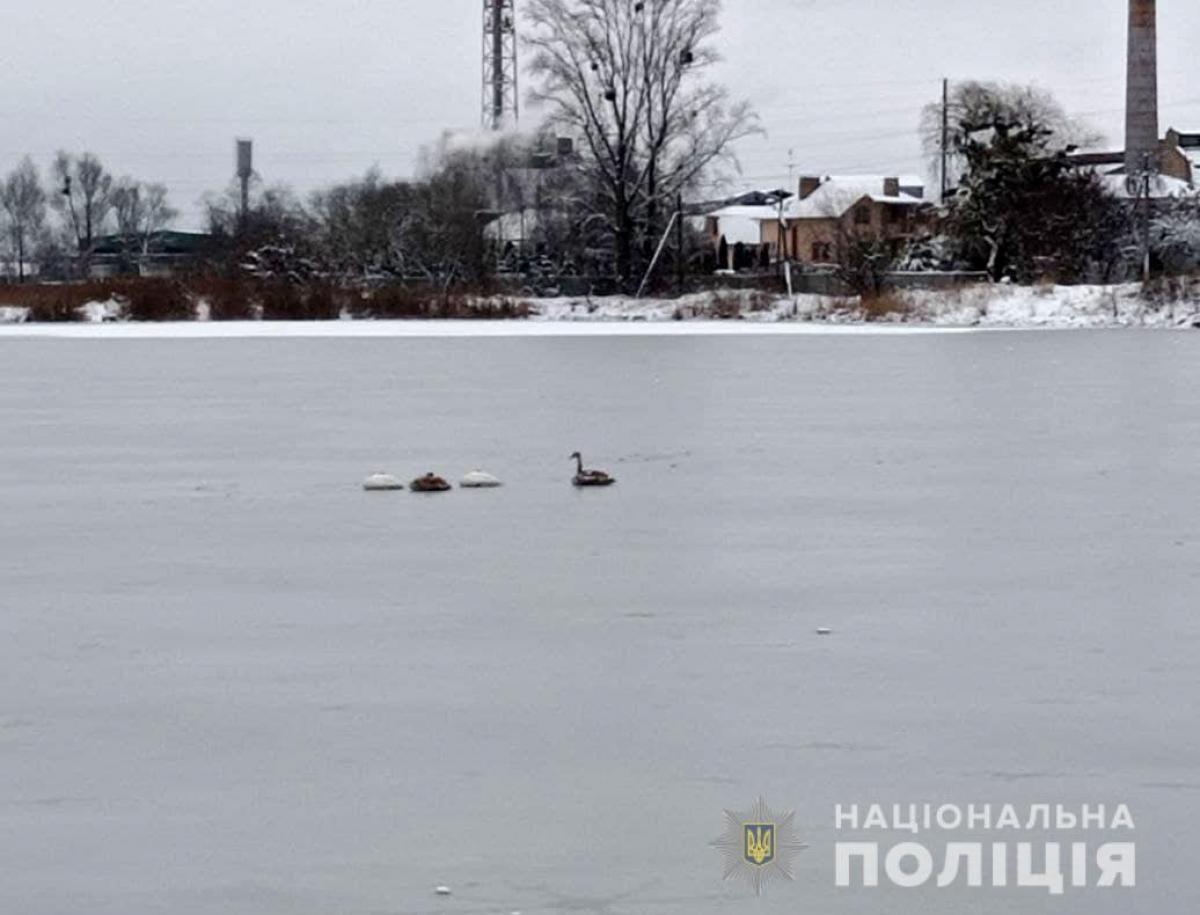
[6,0,1200,228]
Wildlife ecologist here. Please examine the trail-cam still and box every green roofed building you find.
[88,231,218,278]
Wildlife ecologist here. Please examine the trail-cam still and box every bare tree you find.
[112,180,140,238]
[401,159,492,287]
[52,151,114,258]
[309,168,419,278]
[0,158,48,282]
[112,179,178,256]
[204,182,318,279]
[525,0,757,284]
[635,0,756,247]
[419,130,603,278]
[920,82,1102,192]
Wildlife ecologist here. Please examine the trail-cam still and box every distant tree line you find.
[198,133,608,292]
[0,152,177,282]
[203,0,758,294]
[897,81,1200,286]
[8,45,1200,298]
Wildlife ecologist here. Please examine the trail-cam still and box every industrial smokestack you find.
[1125,0,1159,174]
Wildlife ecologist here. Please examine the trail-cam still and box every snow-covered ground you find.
[530,283,1200,328]
[896,282,1200,328]
[0,317,968,338]
[1,283,1198,334]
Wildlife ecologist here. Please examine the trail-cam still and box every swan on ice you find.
[460,471,503,488]
[362,473,404,492]
[570,452,616,487]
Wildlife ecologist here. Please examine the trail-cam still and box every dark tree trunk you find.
[614,179,634,285]
[615,220,634,286]
[644,160,658,262]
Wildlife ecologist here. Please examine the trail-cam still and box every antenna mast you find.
[482,0,519,130]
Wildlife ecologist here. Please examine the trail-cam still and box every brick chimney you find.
[798,176,822,200]
[1126,0,1160,173]
[883,177,900,197]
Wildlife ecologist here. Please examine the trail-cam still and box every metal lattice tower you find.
[482,0,519,130]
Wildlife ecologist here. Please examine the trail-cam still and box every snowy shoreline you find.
[528,283,1200,329]
[1,283,1197,336]
[0,318,975,338]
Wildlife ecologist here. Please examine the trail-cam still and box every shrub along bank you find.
[0,278,533,323]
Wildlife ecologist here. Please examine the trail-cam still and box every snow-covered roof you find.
[778,176,927,220]
[705,204,781,219]
[704,205,774,245]
[1100,173,1199,201]
[869,194,923,205]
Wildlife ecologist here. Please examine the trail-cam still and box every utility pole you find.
[940,77,950,202]
[1140,151,1153,284]
[636,209,680,299]
[778,194,793,297]
[676,193,685,295]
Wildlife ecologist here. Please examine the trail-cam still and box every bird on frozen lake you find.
[460,470,503,488]
[570,452,616,487]
[410,473,452,493]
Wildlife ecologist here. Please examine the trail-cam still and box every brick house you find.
[1165,128,1200,182]
[758,175,929,266]
[1068,127,1200,190]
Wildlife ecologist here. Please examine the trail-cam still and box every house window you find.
[812,242,833,262]
[854,205,871,226]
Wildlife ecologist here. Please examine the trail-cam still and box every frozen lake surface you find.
[2,331,1198,915]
